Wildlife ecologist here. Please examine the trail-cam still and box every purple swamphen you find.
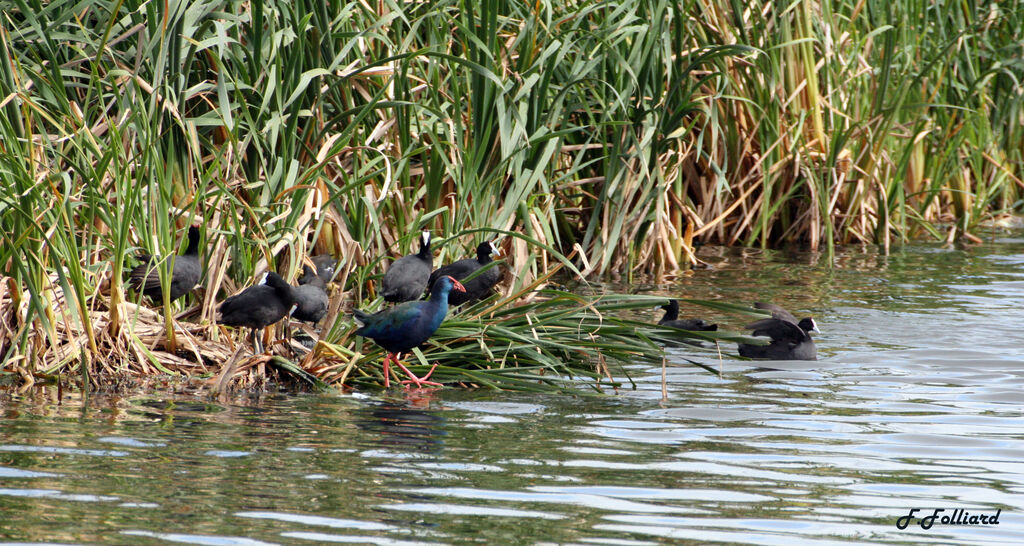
[354,275,466,388]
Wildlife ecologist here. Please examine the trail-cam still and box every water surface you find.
[2,238,1024,544]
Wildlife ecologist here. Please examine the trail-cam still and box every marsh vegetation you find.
[1,0,1021,389]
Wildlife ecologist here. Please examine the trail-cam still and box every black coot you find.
[381,231,432,303]
[737,302,820,360]
[292,265,328,324]
[657,300,718,331]
[354,275,466,388]
[130,226,201,303]
[219,272,297,353]
[427,241,500,306]
[310,254,337,283]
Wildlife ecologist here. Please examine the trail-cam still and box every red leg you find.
[382,353,393,388]
[416,365,438,382]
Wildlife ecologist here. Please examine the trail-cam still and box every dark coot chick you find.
[737,302,820,361]
[427,241,500,306]
[354,275,466,388]
[381,231,432,303]
[310,254,337,283]
[292,265,328,324]
[657,299,718,331]
[219,272,297,353]
[129,226,201,303]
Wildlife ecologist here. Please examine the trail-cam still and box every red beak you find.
[447,276,466,292]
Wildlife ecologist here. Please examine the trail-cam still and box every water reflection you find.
[355,402,447,455]
[2,239,1024,543]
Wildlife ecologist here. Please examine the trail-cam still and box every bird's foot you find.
[400,377,443,389]
[394,362,442,389]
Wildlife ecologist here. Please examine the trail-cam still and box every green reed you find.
[0,0,1020,386]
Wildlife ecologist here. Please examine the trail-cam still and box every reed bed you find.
[1,0,1021,389]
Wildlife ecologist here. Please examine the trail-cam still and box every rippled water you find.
[3,238,1024,544]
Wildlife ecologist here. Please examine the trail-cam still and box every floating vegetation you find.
[307,285,761,392]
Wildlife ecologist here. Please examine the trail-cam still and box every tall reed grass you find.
[1,0,1021,388]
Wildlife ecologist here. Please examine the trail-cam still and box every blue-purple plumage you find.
[355,275,465,354]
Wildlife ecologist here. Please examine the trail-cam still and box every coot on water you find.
[737,302,820,361]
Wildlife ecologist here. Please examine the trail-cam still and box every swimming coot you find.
[427,241,500,306]
[657,300,718,331]
[737,302,820,361]
[381,231,432,303]
[292,265,328,324]
[129,226,201,303]
[219,272,297,353]
[354,275,466,388]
